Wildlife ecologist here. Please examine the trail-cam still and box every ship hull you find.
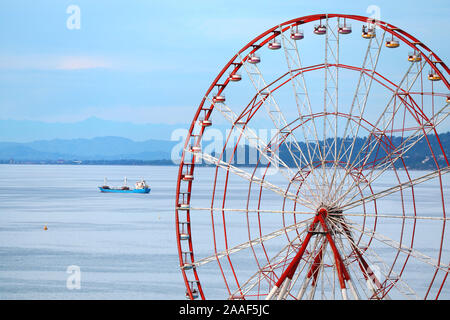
[99,187,151,194]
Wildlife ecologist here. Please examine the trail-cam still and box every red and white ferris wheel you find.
[175,14,450,300]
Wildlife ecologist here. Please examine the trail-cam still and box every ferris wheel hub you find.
[316,206,345,223]
[317,207,328,217]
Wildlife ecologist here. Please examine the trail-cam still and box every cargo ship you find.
[99,177,151,194]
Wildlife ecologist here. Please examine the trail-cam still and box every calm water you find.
[0,165,448,299]
[0,165,183,299]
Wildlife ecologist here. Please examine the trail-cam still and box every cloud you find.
[0,53,209,73]
[54,56,112,70]
[0,54,113,71]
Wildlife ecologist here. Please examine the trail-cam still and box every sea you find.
[0,164,448,300]
[0,164,184,299]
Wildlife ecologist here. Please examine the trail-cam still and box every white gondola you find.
[179,222,190,240]
[248,54,261,64]
[182,263,194,270]
[338,25,352,34]
[313,25,327,35]
[229,73,242,81]
[178,203,190,210]
[182,174,193,181]
[199,119,212,127]
[191,289,199,299]
[185,280,200,299]
[268,41,281,50]
[179,232,190,240]
[213,94,226,103]
[186,289,199,299]
[290,30,304,40]
[190,146,201,153]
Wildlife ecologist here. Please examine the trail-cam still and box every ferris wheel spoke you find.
[232,225,319,300]
[207,96,288,173]
[337,217,450,273]
[239,54,306,168]
[327,217,419,299]
[331,29,386,201]
[340,166,450,211]
[334,212,450,222]
[332,82,449,207]
[279,27,327,187]
[238,53,330,199]
[334,217,423,300]
[327,25,388,204]
[335,111,450,206]
[343,117,448,205]
[191,150,317,209]
[210,97,322,205]
[321,17,341,201]
[229,232,308,299]
[187,206,314,215]
[193,218,313,268]
[331,57,422,201]
[347,60,426,171]
[335,129,447,209]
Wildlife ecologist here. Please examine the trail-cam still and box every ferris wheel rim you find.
[198,13,449,107]
[176,13,450,300]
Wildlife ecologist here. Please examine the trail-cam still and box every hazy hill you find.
[277,132,450,170]
[0,132,448,170]
[0,136,177,161]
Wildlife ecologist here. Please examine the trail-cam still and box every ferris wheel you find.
[175,14,450,300]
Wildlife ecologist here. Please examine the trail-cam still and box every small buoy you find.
[43,225,48,230]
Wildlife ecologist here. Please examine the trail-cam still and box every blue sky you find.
[0,0,449,126]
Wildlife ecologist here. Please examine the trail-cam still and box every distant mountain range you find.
[0,136,177,163]
[276,132,450,170]
[0,132,448,170]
